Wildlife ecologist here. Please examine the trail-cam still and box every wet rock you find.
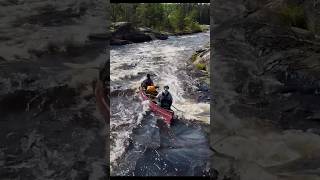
[173,30,203,36]
[191,45,210,72]
[110,22,168,45]
[153,32,169,40]
[110,39,132,45]
[124,33,152,43]
[184,45,210,103]
[197,82,209,92]
[138,27,153,33]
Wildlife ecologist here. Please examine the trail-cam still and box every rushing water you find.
[110,32,212,176]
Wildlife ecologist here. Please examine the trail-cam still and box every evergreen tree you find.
[110,3,210,33]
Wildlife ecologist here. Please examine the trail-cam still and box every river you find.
[110,31,212,176]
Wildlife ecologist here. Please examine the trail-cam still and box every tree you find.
[110,3,210,32]
[168,5,185,32]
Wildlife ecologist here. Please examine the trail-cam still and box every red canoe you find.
[139,88,174,125]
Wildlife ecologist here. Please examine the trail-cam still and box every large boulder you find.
[110,22,168,45]
[153,32,169,40]
[113,22,134,33]
[192,45,210,73]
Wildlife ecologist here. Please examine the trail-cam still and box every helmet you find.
[164,85,169,90]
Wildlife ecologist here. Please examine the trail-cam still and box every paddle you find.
[172,105,184,113]
[132,58,145,67]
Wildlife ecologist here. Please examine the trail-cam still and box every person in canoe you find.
[141,74,154,90]
[156,85,173,110]
[141,74,158,99]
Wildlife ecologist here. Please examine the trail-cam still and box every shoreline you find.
[110,30,209,46]
[110,22,209,46]
[109,32,212,176]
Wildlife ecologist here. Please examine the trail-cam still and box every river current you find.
[110,31,212,176]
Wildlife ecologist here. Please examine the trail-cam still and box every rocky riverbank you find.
[173,25,210,36]
[211,0,320,180]
[110,22,168,45]
[183,45,210,103]
[110,22,209,45]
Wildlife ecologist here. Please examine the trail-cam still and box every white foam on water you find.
[110,129,131,164]
[110,32,210,174]
[141,100,150,112]
[110,97,155,173]
[176,102,210,124]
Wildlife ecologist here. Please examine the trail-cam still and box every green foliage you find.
[135,3,165,31]
[166,5,203,33]
[279,4,307,29]
[168,6,184,32]
[195,63,206,71]
[188,21,202,32]
[191,53,198,62]
[183,16,193,32]
[110,3,210,33]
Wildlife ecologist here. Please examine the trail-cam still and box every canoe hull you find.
[139,88,174,125]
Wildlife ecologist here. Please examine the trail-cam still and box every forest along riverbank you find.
[110,31,213,176]
[110,3,210,45]
[110,21,209,46]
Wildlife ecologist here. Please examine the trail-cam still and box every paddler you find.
[141,74,154,90]
[156,85,173,110]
